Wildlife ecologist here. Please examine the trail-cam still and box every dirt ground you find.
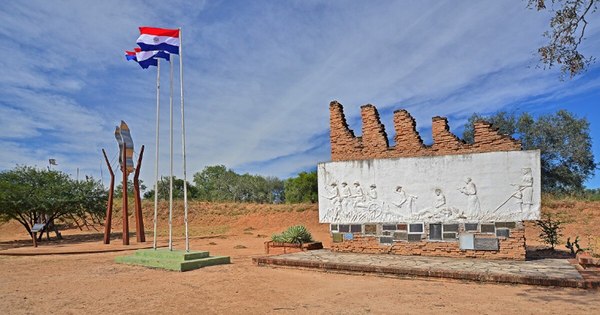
[1,200,600,314]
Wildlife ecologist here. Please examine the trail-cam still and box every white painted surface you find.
[318,150,541,223]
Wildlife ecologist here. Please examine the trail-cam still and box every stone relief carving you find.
[458,177,481,218]
[318,151,541,223]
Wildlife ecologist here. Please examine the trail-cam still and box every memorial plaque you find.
[409,223,423,233]
[459,233,475,250]
[464,223,479,231]
[332,233,343,243]
[495,222,516,229]
[474,237,499,250]
[496,228,510,238]
[429,223,442,240]
[339,225,350,233]
[343,233,354,240]
[330,224,338,232]
[379,236,393,245]
[480,224,496,233]
[364,224,377,235]
[350,225,362,233]
[397,224,408,231]
[443,232,457,240]
[443,224,459,232]
[393,232,408,241]
[382,224,397,231]
[408,234,422,242]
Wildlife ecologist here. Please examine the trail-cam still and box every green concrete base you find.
[115,248,230,272]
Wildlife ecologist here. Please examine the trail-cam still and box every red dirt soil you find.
[1,200,599,314]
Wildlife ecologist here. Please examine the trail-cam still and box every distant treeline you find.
[141,165,318,204]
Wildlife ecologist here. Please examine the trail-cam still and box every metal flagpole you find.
[153,59,160,250]
[168,57,174,251]
[179,27,190,252]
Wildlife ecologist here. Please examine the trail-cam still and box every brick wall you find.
[327,101,526,260]
[331,229,526,260]
[330,101,521,161]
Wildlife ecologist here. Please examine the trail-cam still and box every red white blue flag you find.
[125,50,137,61]
[137,27,180,55]
[126,48,170,69]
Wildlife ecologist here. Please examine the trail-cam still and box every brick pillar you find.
[393,109,425,155]
[330,101,362,161]
[431,116,464,153]
[360,104,389,158]
[473,121,521,152]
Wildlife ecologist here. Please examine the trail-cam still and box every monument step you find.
[115,249,230,272]
[133,248,210,261]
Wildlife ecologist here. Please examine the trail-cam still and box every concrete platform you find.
[116,248,230,272]
[253,249,600,289]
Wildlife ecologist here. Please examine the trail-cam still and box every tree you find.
[143,176,198,200]
[192,165,284,203]
[0,166,107,241]
[284,170,318,203]
[114,179,146,199]
[193,165,237,201]
[528,0,597,78]
[463,110,597,193]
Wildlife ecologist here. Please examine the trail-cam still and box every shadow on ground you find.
[526,245,574,260]
[0,232,140,251]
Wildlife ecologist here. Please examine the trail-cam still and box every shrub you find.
[535,213,563,250]
[271,225,314,244]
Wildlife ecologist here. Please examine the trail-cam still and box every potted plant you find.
[265,225,323,254]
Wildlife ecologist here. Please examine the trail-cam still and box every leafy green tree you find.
[0,166,107,240]
[284,170,318,203]
[114,179,146,199]
[192,165,284,203]
[463,110,597,193]
[193,165,237,201]
[143,176,197,200]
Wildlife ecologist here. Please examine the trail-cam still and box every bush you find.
[535,213,563,250]
[271,225,314,244]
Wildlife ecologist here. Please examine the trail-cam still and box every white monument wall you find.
[318,150,540,223]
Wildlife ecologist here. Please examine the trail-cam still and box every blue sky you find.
[0,0,599,189]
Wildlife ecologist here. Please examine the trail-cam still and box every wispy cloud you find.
[0,0,598,188]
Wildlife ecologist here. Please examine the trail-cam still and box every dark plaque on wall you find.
[474,237,499,250]
[443,224,459,232]
[496,228,510,238]
[464,223,479,231]
[409,224,423,233]
[480,224,496,233]
[429,223,442,240]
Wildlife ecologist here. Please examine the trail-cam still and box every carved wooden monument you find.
[103,120,145,245]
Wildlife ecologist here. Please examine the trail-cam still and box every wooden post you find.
[102,149,115,244]
[32,232,37,248]
[133,145,145,243]
[122,143,129,245]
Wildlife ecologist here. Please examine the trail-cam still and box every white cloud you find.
[0,0,598,188]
